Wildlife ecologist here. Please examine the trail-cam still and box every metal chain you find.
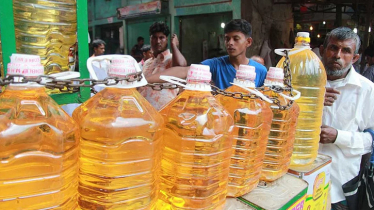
[212,84,294,110]
[0,68,295,110]
[211,85,261,100]
[146,83,180,91]
[283,50,293,96]
[0,71,144,93]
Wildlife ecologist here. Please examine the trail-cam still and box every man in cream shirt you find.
[319,27,374,210]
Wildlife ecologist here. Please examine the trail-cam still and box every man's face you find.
[94,44,105,56]
[365,55,374,66]
[224,31,252,58]
[151,32,168,55]
[322,37,359,78]
[138,39,144,46]
[143,49,153,61]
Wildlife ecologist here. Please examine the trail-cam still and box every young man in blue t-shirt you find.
[146,19,267,89]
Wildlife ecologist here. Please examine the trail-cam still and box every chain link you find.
[283,50,293,96]
[211,85,261,100]
[146,83,180,91]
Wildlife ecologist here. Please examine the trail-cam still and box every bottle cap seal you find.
[186,64,211,83]
[108,57,137,77]
[265,67,284,86]
[236,65,256,81]
[7,54,44,78]
[297,32,310,38]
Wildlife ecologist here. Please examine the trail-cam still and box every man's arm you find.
[171,34,187,67]
[146,66,189,83]
[320,124,373,156]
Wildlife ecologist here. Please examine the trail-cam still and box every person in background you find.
[250,55,265,66]
[311,37,322,59]
[90,39,107,70]
[145,19,267,90]
[319,27,374,210]
[138,21,187,110]
[91,39,106,57]
[63,39,107,115]
[362,45,374,82]
[131,36,144,62]
[353,46,364,73]
[138,45,153,70]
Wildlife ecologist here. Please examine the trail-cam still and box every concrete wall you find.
[180,12,232,64]
[93,0,122,20]
[241,0,293,60]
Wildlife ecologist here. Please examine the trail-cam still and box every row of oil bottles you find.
[0,32,326,210]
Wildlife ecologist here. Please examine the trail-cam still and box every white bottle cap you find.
[265,67,284,86]
[108,57,137,77]
[236,65,256,81]
[297,32,310,38]
[186,64,211,83]
[7,54,44,78]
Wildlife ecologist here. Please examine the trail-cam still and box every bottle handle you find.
[279,89,301,101]
[232,83,274,104]
[274,47,310,57]
[86,55,140,80]
[159,75,188,88]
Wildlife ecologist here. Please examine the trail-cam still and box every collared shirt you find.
[319,67,374,203]
[138,49,178,110]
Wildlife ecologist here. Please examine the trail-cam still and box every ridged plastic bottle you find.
[73,56,163,210]
[276,32,327,166]
[13,0,77,74]
[0,54,79,209]
[261,67,299,182]
[216,65,272,197]
[156,64,234,210]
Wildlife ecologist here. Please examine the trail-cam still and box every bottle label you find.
[187,64,211,83]
[7,54,44,77]
[108,57,137,77]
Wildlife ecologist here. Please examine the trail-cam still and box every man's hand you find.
[171,34,179,48]
[320,125,338,144]
[324,87,340,106]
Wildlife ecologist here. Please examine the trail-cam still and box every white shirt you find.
[312,47,322,59]
[138,49,178,110]
[319,67,374,203]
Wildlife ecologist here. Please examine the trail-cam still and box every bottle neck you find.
[264,79,284,87]
[185,81,212,91]
[233,78,255,88]
[294,36,311,48]
[5,84,47,97]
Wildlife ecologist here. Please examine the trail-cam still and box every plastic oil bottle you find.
[216,65,272,197]
[0,33,3,76]
[156,64,234,210]
[73,56,163,210]
[261,67,300,182]
[276,32,326,166]
[13,0,77,74]
[0,54,79,209]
